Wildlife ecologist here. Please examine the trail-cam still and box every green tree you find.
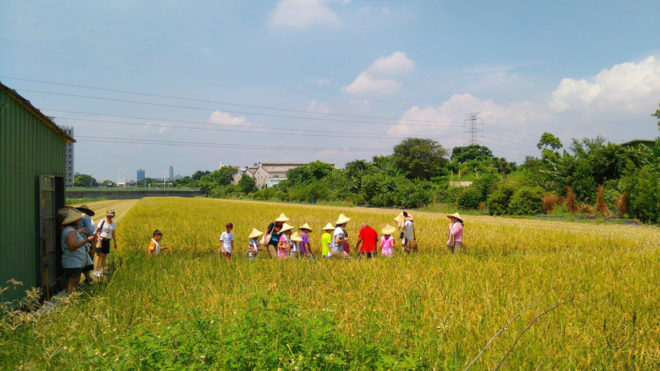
[99,180,115,187]
[74,173,98,187]
[238,174,257,194]
[198,167,238,195]
[451,145,493,164]
[652,103,660,130]
[537,132,563,151]
[391,138,449,180]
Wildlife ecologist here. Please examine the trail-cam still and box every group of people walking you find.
[219,210,464,261]
[57,204,465,292]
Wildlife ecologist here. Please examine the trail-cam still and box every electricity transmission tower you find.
[464,112,483,145]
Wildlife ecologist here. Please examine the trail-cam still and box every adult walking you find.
[76,205,96,271]
[446,213,464,254]
[399,211,417,253]
[94,210,117,277]
[356,222,378,258]
[265,213,289,258]
[331,214,350,257]
[60,208,95,293]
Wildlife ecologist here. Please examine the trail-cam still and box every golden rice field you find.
[2,197,659,369]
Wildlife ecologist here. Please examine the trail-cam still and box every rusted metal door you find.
[38,175,60,298]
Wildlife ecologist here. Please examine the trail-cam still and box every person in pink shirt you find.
[380,224,396,257]
[446,213,463,254]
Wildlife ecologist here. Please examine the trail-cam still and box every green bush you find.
[508,186,545,215]
[487,184,516,215]
[456,187,481,210]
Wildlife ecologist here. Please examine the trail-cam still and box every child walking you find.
[248,228,263,260]
[219,223,234,261]
[148,229,169,256]
[380,224,396,257]
[277,223,294,259]
[321,223,334,258]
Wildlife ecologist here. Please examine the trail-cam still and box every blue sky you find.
[1,0,659,181]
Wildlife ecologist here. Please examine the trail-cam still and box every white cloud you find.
[269,0,340,29]
[342,72,400,94]
[343,52,414,95]
[309,77,331,86]
[388,93,543,138]
[550,55,660,112]
[208,110,250,127]
[367,51,414,76]
[307,100,330,114]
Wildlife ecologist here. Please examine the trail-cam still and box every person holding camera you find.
[94,210,117,277]
[60,208,95,293]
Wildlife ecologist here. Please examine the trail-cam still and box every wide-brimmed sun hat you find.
[335,213,351,225]
[76,204,95,216]
[280,223,294,233]
[381,224,396,235]
[248,228,263,239]
[274,213,290,222]
[447,212,463,222]
[60,208,83,225]
[291,232,303,242]
[299,223,312,231]
[322,223,335,231]
[106,209,116,217]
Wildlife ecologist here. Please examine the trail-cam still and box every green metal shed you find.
[0,81,74,302]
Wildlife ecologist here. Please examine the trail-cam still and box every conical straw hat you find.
[248,228,263,239]
[322,223,335,231]
[381,224,396,235]
[275,213,290,222]
[280,223,294,233]
[291,232,303,242]
[60,208,83,225]
[447,212,463,222]
[299,223,312,231]
[335,213,351,225]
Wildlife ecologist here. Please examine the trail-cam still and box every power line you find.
[75,135,393,152]
[464,112,483,145]
[53,115,466,141]
[0,75,463,124]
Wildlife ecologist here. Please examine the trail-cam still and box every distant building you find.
[254,162,307,189]
[60,126,74,187]
[232,164,258,185]
[169,166,174,181]
[137,169,146,182]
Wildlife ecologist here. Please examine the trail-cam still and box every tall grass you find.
[1,197,658,369]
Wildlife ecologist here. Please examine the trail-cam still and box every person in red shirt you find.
[356,222,378,258]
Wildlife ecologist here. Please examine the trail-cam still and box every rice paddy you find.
[1,197,659,369]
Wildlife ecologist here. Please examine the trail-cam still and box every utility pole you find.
[464,112,482,146]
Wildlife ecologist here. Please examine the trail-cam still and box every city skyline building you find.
[137,169,145,182]
[169,166,174,181]
[60,126,74,187]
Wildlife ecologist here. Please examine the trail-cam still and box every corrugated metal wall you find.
[0,89,67,301]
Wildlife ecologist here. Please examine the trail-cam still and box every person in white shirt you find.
[219,222,234,260]
[94,209,117,276]
[402,211,417,253]
[331,213,350,257]
[148,230,169,256]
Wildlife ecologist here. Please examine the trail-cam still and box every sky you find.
[1,0,659,181]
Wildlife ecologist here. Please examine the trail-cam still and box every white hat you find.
[280,223,294,233]
[248,228,263,239]
[381,224,396,235]
[447,212,463,222]
[335,213,351,225]
[299,223,312,232]
[275,213,290,222]
[322,223,335,231]
[291,232,303,242]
